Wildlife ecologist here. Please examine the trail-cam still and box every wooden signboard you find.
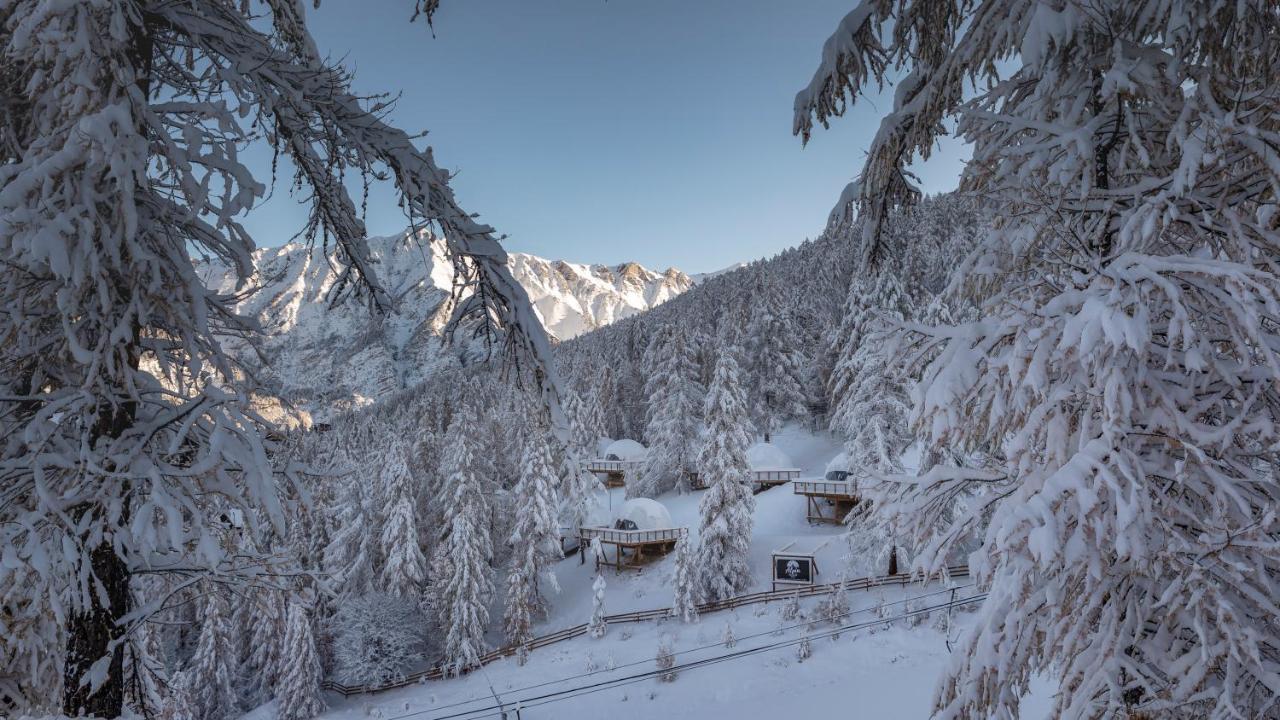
[771,539,828,590]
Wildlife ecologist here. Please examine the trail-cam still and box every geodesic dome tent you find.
[746,442,794,469]
[603,438,648,462]
[616,498,674,531]
[823,452,854,482]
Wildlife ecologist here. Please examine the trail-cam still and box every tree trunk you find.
[63,539,131,717]
[63,16,152,714]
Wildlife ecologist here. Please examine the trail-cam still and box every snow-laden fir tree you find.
[0,2,570,714]
[158,671,197,720]
[831,270,913,475]
[275,602,325,720]
[694,344,757,602]
[587,539,608,639]
[124,618,168,717]
[504,424,564,658]
[246,590,287,705]
[797,1,1280,716]
[188,591,238,720]
[743,277,809,440]
[322,460,381,601]
[433,406,494,676]
[380,438,428,600]
[668,534,700,623]
[634,325,703,498]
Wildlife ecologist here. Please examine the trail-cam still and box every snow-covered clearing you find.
[298,426,1055,720]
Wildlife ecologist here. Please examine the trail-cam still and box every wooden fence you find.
[321,564,970,696]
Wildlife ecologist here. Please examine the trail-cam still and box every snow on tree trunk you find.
[695,343,757,602]
[275,602,325,720]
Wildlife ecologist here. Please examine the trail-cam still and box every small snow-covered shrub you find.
[796,636,812,662]
[331,593,426,686]
[655,639,677,682]
[721,622,736,648]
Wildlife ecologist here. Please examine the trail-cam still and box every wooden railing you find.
[584,459,642,473]
[752,469,801,484]
[579,526,687,545]
[321,564,970,696]
[793,480,859,497]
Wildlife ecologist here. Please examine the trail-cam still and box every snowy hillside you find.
[286,425,1055,720]
[196,234,692,416]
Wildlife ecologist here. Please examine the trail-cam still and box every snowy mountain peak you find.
[196,233,692,415]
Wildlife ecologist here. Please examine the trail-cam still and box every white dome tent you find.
[746,442,794,470]
[578,497,686,572]
[583,439,649,488]
[615,498,673,531]
[824,452,852,482]
[792,451,861,524]
[603,438,648,462]
[695,441,800,492]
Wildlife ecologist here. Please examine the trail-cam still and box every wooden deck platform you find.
[584,459,643,487]
[579,526,687,572]
[688,468,802,491]
[792,480,862,524]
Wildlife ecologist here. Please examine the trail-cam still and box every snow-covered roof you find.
[617,498,674,530]
[603,438,648,462]
[746,442,795,470]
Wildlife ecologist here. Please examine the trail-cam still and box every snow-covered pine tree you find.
[587,539,608,639]
[275,602,325,720]
[504,424,564,657]
[575,379,610,456]
[380,438,428,601]
[694,344,757,602]
[798,2,1280,716]
[158,671,197,720]
[831,270,913,475]
[634,326,703,498]
[246,590,287,705]
[188,591,238,720]
[433,405,494,676]
[124,618,168,717]
[322,458,380,601]
[744,278,809,440]
[0,3,571,714]
[668,534,699,623]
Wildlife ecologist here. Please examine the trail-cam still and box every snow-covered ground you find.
[297,425,1056,720]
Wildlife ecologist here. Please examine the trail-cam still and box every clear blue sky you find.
[242,0,967,274]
